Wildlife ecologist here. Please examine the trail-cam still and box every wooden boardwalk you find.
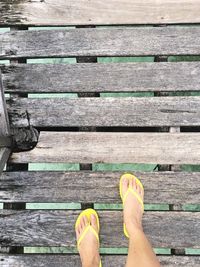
[0,1,200,266]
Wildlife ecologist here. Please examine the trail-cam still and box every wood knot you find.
[11,126,39,152]
[5,49,17,56]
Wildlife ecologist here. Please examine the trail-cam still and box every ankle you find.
[125,216,143,229]
[82,255,100,267]
[124,218,143,238]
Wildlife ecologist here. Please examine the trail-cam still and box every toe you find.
[130,177,134,190]
[91,214,99,233]
[140,186,144,199]
[133,177,137,191]
[83,215,88,227]
[76,227,80,239]
[122,176,129,197]
[80,217,85,232]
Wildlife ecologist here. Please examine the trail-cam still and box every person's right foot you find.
[121,174,144,237]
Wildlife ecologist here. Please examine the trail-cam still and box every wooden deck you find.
[1,0,200,25]
[0,1,200,266]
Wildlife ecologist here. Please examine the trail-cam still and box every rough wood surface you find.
[1,255,200,267]
[0,70,10,136]
[1,0,200,25]
[0,210,199,248]
[0,136,11,148]
[2,62,200,93]
[0,171,199,204]
[0,148,10,173]
[7,96,200,127]
[10,132,200,164]
[1,27,200,59]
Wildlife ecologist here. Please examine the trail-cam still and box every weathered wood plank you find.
[1,27,200,59]
[0,210,199,248]
[1,255,200,267]
[0,136,11,148]
[2,62,200,93]
[7,96,200,127]
[10,132,200,164]
[0,148,10,173]
[1,0,200,25]
[0,171,199,204]
[0,70,10,136]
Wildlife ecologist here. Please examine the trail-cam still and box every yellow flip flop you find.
[75,209,102,267]
[120,173,144,238]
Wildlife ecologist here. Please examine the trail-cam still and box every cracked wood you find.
[1,0,200,25]
[0,171,199,204]
[1,27,200,59]
[10,132,200,164]
[0,210,199,248]
[6,96,200,127]
[2,62,200,93]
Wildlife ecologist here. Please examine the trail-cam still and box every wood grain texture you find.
[10,132,200,164]
[0,148,10,173]
[0,171,199,204]
[0,70,10,136]
[2,62,200,93]
[1,255,200,267]
[0,210,199,248]
[1,27,200,59]
[0,136,11,148]
[1,0,200,25]
[7,96,200,127]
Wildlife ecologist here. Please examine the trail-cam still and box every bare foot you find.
[121,175,144,237]
[76,214,101,267]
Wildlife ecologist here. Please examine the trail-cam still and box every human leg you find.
[121,174,160,267]
[75,210,101,267]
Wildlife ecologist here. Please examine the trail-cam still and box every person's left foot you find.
[76,214,101,267]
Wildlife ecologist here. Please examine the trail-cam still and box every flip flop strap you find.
[123,188,144,211]
[77,225,99,248]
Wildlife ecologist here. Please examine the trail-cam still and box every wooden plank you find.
[10,132,200,164]
[0,210,199,248]
[1,27,200,59]
[2,62,200,93]
[0,136,12,148]
[1,255,200,267]
[0,171,199,204]
[7,96,200,127]
[0,70,10,136]
[0,148,10,173]
[1,0,200,25]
